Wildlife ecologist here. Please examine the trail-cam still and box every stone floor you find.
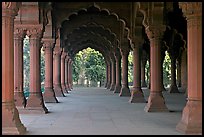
[19,87,187,135]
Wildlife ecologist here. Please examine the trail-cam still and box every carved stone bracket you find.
[42,38,55,50]
[145,25,166,41]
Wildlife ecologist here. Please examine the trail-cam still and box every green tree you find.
[128,51,133,83]
[73,47,106,87]
[23,36,30,94]
[163,51,171,87]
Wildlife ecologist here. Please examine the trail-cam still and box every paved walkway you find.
[19,87,187,135]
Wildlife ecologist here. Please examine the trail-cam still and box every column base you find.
[54,84,65,97]
[2,102,26,135]
[110,84,115,91]
[43,87,58,103]
[144,92,168,112]
[62,84,68,93]
[26,92,48,113]
[106,83,111,89]
[69,83,73,90]
[113,85,121,93]
[66,84,71,91]
[176,100,202,135]
[119,86,131,97]
[169,84,179,93]
[14,91,26,107]
[129,88,146,103]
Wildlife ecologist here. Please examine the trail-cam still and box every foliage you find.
[73,47,106,86]
[23,36,30,93]
[163,51,171,87]
[128,51,133,83]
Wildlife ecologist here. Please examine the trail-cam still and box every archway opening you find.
[72,47,106,88]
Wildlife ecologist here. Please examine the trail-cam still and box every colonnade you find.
[2,2,202,135]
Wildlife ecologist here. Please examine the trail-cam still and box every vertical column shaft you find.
[26,26,48,113]
[53,47,65,97]
[119,47,130,96]
[14,28,26,107]
[42,39,58,103]
[129,44,146,103]
[144,26,168,112]
[176,3,202,134]
[2,2,26,134]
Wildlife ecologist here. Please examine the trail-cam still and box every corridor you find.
[19,87,186,135]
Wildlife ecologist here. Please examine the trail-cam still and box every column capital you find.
[2,2,21,17]
[61,51,67,59]
[120,47,130,56]
[145,25,166,41]
[131,37,144,49]
[179,2,202,29]
[179,2,202,18]
[26,25,43,39]
[42,38,55,49]
[53,47,62,55]
[14,27,26,39]
[65,54,70,62]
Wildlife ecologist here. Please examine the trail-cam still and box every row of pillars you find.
[2,2,202,135]
[104,18,202,134]
[14,27,74,113]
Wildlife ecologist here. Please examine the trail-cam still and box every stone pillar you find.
[14,27,26,107]
[176,2,202,134]
[141,51,147,87]
[144,26,168,112]
[177,58,181,87]
[68,59,73,90]
[25,26,48,113]
[104,63,108,88]
[119,46,130,96]
[61,50,68,93]
[42,38,58,103]
[106,61,111,89]
[110,57,116,91]
[2,2,26,135]
[129,40,146,103]
[53,46,65,97]
[113,53,122,93]
[65,54,71,91]
[181,48,187,93]
[168,55,179,93]
[65,55,70,91]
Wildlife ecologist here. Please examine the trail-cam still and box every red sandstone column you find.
[119,45,130,96]
[113,52,122,93]
[181,48,187,94]
[176,2,202,134]
[110,57,116,91]
[25,26,48,113]
[144,26,168,112]
[129,40,146,103]
[68,59,73,90]
[141,51,147,87]
[53,46,65,97]
[42,38,58,103]
[168,55,179,93]
[65,55,70,91]
[104,62,108,88]
[2,2,26,135]
[14,27,26,107]
[177,58,181,87]
[61,50,68,93]
[106,61,111,89]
